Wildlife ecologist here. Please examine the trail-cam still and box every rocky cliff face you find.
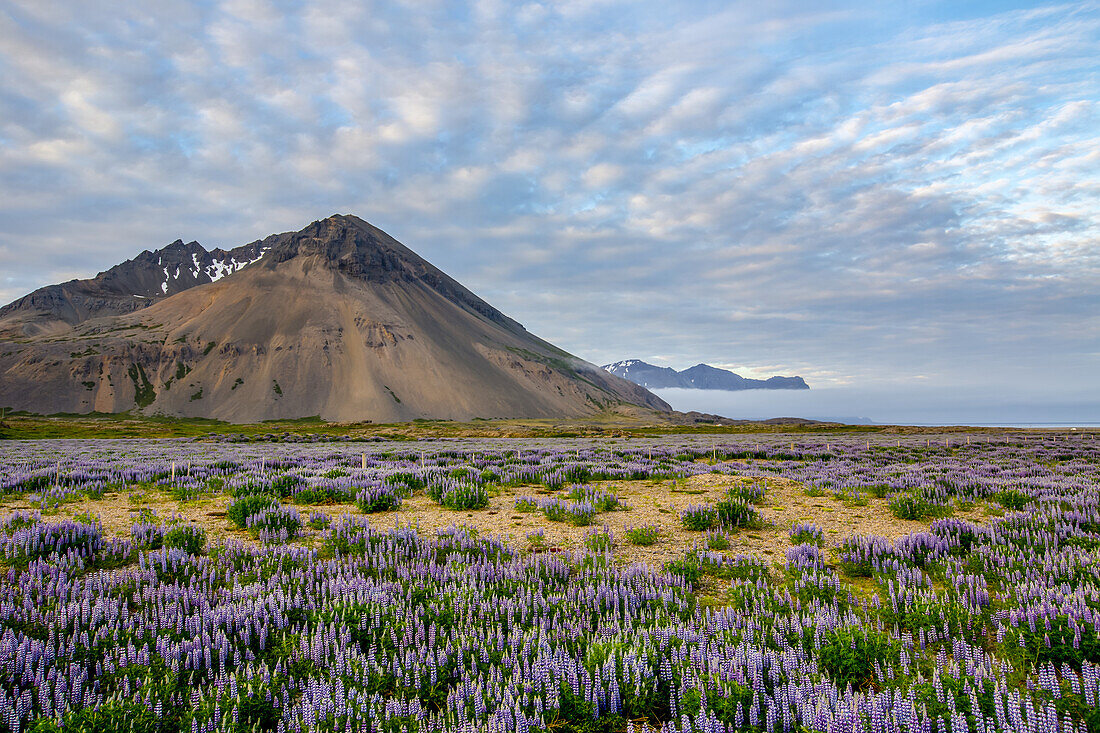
[603,359,809,391]
[0,215,671,422]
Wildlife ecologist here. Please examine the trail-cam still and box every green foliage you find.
[233,691,279,732]
[28,700,160,733]
[664,554,703,585]
[1003,613,1100,670]
[514,497,539,512]
[703,530,730,550]
[247,506,302,541]
[994,488,1033,510]
[715,496,764,530]
[818,626,900,690]
[1056,691,1100,733]
[681,504,718,531]
[866,484,892,498]
[307,512,331,529]
[127,363,156,408]
[429,483,489,510]
[356,489,402,513]
[163,523,206,554]
[726,480,767,505]
[269,474,303,498]
[681,679,754,726]
[550,685,625,733]
[888,491,952,520]
[909,674,995,726]
[624,524,660,545]
[567,484,623,511]
[293,485,351,505]
[790,529,824,546]
[171,482,205,501]
[227,494,278,527]
[583,526,614,552]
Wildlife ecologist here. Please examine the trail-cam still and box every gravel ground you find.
[2,469,990,569]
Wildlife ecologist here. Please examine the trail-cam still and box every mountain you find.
[0,215,670,422]
[603,359,809,391]
[0,239,270,338]
[601,360,685,389]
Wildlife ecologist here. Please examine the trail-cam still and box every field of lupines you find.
[0,432,1098,733]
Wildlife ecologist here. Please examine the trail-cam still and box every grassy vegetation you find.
[0,408,1056,442]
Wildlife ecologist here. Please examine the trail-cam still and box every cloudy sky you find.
[1,0,1098,398]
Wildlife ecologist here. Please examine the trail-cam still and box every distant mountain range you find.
[603,360,809,391]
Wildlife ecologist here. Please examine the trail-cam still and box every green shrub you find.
[703,529,730,550]
[867,484,892,498]
[818,626,900,690]
[993,488,1033,510]
[583,526,614,552]
[429,482,488,510]
[551,685,624,733]
[227,494,278,527]
[665,553,703,585]
[889,492,952,520]
[624,524,660,546]
[269,474,303,498]
[163,523,206,554]
[28,700,160,733]
[1003,613,1100,670]
[246,505,302,541]
[514,496,539,512]
[726,481,766,505]
[525,529,548,551]
[355,485,403,513]
[681,680,753,726]
[715,497,764,529]
[681,504,718,531]
[294,485,352,505]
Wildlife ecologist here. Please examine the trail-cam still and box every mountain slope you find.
[0,215,669,422]
[603,359,809,391]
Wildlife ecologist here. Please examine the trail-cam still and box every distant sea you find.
[651,386,1100,428]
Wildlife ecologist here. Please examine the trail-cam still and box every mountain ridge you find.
[603,359,809,391]
[0,236,270,337]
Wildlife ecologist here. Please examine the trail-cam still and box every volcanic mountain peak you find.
[268,214,443,279]
[0,215,670,421]
[262,214,523,332]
